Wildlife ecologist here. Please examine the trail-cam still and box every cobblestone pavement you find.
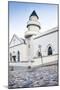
[8,64,58,88]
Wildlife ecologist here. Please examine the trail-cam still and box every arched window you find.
[48,46,52,55]
[10,53,12,62]
[17,51,20,62]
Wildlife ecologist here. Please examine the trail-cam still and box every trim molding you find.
[34,29,58,40]
[10,43,26,48]
[27,24,41,29]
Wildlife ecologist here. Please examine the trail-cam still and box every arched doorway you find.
[48,46,52,55]
[12,56,16,62]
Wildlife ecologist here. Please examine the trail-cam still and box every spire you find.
[30,10,39,19]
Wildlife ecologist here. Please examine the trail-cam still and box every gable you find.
[9,34,24,47]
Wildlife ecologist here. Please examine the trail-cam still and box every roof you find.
[9,34,26,47]
[34,27,58,39]
[30,10,39,19]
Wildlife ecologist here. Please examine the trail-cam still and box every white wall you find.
[9,54,58,67]
[32,54,58,67]
[31,31,58,59]
[9,29,58,65]
[9,44,28,62]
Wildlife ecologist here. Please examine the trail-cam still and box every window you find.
[12,56,16,62]
[38,51,41,57]
[48,46,52,55]
[10,53,12,62]
[17,51,20,62]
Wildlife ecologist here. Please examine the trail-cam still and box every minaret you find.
[25,10,41,38]
[25,10,41,63]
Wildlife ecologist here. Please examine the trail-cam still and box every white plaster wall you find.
[9,29,58,67]
[9,54,58,67]
[9,44,28,62]
[32,54,58,66]
[32,31,58,58]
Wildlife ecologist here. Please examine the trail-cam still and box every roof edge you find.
[34,27,58,39]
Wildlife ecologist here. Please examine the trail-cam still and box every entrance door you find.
[12,56,16,62]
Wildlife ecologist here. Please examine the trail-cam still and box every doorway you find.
[12,56,16,62]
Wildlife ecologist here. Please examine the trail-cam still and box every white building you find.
[9,10,59,67]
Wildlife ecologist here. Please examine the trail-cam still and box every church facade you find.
[9,10,59,67]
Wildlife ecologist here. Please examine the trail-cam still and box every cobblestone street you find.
[8,64,58,89]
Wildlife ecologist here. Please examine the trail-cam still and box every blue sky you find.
[9,2,58,41]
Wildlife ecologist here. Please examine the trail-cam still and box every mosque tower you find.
[25,10,41,38]
[25,10,41,62]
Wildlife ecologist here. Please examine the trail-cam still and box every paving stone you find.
[8,64,58,88]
